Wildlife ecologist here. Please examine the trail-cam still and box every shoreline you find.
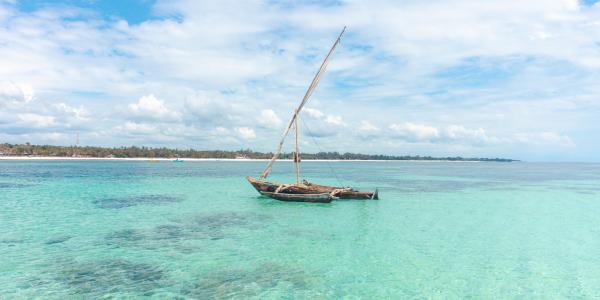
[0,156,486,163]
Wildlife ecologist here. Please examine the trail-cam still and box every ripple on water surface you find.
[0,182,32,189]
[0,238,23,246]
[44,235,72,245]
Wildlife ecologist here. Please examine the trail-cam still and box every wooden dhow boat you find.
[247,177,377,200]
[247,27,378,203]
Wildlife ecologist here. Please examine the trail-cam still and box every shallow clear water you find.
[1,160,600,299]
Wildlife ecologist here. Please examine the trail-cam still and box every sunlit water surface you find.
[1,160,600,299]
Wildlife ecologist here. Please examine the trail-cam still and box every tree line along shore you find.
[0,143,517,162]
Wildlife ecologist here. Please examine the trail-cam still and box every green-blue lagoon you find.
[1,160,600,298]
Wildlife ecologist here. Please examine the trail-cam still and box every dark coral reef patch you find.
[183,263,310,299]
[92,194,183,209]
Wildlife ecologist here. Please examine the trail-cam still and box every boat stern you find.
[371,188,379,200]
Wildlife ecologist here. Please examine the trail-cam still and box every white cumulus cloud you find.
[514,132,575,147]
[325,114,346,126]
[129,94,179,121]
[122,122,157,135]
[54,103,89,121]
[304,108,325,119]
[236,127,256,139]
[0,81,34,105]
[359,120,378,132]
[443,125,490,146]
[388,123,492,146]
[389,122,440,142]
[257,109,282,129]
[17,113,55,127]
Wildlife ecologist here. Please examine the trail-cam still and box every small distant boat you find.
[173,158,184,163]
[247,27,378,203]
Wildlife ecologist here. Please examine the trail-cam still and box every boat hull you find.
[259,191,333,203]
[246,176,378,200]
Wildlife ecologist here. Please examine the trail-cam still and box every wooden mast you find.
[259,26,346,179]
[294,110,300,185]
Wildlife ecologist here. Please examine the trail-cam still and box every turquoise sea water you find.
[1,160,600,299]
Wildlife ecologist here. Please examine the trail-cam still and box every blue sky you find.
[1,0,600,161]
[17,0,157,24]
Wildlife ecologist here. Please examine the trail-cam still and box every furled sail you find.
[260,27,346,179]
